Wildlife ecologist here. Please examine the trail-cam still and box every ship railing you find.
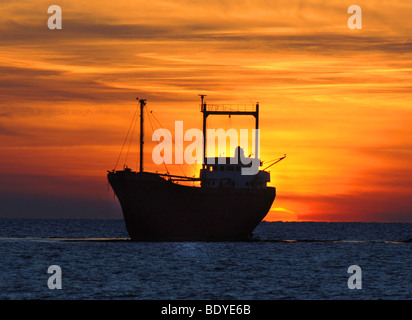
[157,173,201,182]
[201,104,257,113]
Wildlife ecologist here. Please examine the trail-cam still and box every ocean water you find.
[0,219,411,300]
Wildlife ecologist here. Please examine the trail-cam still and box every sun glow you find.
[1,0,412,221]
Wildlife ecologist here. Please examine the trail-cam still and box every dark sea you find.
[0,219,411,301]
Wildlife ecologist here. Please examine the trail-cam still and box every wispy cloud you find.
[1,0,412,220]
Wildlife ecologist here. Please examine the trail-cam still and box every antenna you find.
[198,94,207,112]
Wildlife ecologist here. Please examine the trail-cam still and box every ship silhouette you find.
[108,95,285,241]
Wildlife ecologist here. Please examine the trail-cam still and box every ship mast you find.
[138,98,146,173]
[199,95,260,167]
[199,94,207,169]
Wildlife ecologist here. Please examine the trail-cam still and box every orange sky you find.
[1,0,412,221]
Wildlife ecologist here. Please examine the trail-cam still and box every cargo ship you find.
[107,95,285,241]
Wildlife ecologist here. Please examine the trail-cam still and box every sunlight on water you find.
[0,219,411,300]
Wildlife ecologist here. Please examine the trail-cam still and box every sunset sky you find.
[1,0,411,222]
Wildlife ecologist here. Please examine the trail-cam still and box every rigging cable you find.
[145,107,170,175]
[151,108,188,178]
[113,103,139,171]
[124,104,139,168]
[147,107,199,178]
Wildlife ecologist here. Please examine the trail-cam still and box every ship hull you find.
[108,171,276,241]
